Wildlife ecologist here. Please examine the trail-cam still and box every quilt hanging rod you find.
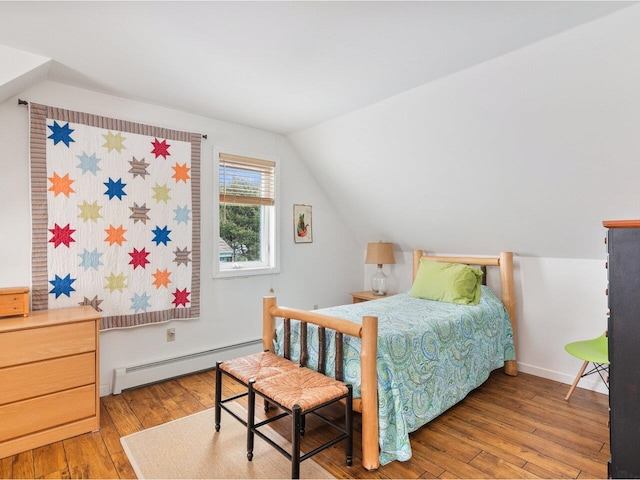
[17,98,208,139]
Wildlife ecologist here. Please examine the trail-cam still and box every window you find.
[213,148,279,278]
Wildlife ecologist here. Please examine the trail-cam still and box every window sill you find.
[214,265,279,279]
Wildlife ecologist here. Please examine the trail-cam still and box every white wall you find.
[3,3,629,398]
[0,81,363,395]
[290,4,640,260]
[290,5,640,395]
[0,44,50,105]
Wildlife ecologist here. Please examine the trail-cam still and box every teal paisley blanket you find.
[274,286,515,465]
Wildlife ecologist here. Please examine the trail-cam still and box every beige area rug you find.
[121,406,334,479]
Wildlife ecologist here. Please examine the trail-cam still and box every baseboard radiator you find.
[111,339,262,394]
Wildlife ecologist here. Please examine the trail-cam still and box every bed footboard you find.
[262,296,380,471]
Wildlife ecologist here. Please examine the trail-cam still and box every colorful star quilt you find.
[29,104,201,329]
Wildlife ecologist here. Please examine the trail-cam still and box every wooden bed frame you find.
[262,250,517,471]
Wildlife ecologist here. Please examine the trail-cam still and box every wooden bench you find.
[247,365,353,479]
[214,319,353,479]
[215,351,298,428]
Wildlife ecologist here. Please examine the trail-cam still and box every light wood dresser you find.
[0,306,100,458]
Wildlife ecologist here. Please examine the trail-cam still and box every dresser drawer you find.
[0,352,95,406]
[0,321,95,368]
[0,384,95,443]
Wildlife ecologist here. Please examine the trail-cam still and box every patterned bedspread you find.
[274,286,515,465]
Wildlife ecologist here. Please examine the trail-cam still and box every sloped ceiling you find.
[0,44,51,105]
[0,1,631,134]
[289,3,640,259]
[1,1,636,260]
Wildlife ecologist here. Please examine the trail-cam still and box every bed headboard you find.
[412,250,517,376]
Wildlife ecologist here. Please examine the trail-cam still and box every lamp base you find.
[370,265,388,296]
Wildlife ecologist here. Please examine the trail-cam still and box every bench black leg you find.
[247,380,256,462]
[346,384,353,466]
[245,382,352,478]
[214,361,222,432]
[292,405,302,479]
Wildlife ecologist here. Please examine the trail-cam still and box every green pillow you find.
[409,259,483,305]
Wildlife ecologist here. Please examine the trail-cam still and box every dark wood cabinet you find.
[605,220,640,478]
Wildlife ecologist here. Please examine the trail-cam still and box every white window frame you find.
[213,147,280,278]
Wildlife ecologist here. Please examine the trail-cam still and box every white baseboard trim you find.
[110,339,262,395]
[107,354,609,397]
[517,362,609,396]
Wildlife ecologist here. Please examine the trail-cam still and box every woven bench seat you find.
[215,351,298,431]
[247,366,353,479]
[252,366,349,411]
[219,351,298,383]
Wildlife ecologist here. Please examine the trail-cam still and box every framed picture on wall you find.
[293,204,312,243]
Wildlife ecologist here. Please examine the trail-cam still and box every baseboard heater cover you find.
[111,339,262,394]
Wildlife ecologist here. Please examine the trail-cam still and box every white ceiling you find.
[0,1,632,134]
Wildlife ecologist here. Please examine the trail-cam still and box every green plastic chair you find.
[564,332,609,400]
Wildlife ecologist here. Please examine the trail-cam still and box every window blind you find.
[219,152,275,207]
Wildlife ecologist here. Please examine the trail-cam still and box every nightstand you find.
[351,291,392,303]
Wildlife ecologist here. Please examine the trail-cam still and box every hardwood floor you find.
[0,369,609,479]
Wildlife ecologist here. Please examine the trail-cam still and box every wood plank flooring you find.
[0,369,609,479]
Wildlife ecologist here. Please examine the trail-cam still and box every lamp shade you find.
[365,242,395,266]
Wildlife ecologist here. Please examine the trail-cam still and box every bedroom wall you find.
[290,3,640,260]
[291,4,640,394]
[1,4,629,398]
[0,80,363,395]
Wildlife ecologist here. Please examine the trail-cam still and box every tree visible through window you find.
[220,202,260,262]
[215,150,278,276]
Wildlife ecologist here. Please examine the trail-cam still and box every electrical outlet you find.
[312,304,319,310]
[167,328,176,342]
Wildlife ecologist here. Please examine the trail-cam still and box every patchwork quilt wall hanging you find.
[29,103,201,330]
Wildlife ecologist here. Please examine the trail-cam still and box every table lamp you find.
[365,242,395,295]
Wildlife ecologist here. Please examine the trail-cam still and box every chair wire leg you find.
[595,363,610,389]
